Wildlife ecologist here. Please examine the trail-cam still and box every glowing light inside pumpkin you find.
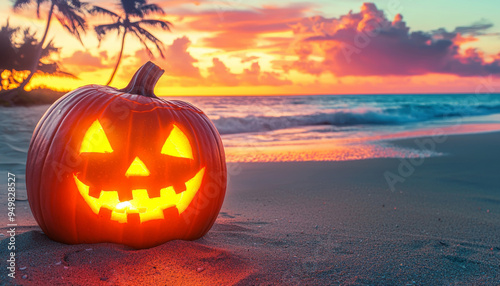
[80,120,113,154]
[161,125,194,159]
[115,201,133,212]
[125,157,150,177]
[73,167,205,223]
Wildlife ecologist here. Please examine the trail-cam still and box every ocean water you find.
[188,93,500,161]
[1,93,500,197]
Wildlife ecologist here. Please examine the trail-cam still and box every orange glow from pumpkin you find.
[73,167,205,223]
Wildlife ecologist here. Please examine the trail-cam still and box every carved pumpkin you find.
[26,62,226,249]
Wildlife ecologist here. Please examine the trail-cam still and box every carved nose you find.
[125,157,150,177]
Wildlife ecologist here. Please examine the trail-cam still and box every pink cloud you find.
[207,58,239,86]
[283,3,500,77]
[161,36,201,78]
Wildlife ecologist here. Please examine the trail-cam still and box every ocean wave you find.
[213,104,500,135]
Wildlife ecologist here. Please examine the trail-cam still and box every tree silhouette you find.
[0,20,18,71]
[91,0,172,85]
[10,0,88,92]
[0,20,74,91]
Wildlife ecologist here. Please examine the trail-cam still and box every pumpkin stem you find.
[119,61,165,98]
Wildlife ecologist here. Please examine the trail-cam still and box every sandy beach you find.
[1,131,499,285]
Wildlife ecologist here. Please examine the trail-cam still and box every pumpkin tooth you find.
[146,188,161,198]
[163,206,179,218]
[173,183,187,194]
[98,207,112,220]
[127,213,141,225]
[118,190,133,201]
[88,187,102,198]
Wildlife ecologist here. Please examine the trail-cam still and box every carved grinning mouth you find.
[73,167,205,223]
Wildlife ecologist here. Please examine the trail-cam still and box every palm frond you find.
[40,38,59,58]
[53,13,84,45]
[12,0,49,18]
[120,0,144,18]
[130,23,165,58]
[140,3,164,16]
[36,0,42,18]
[89,5,120,19]
[53,1,88,45]
[130,19,171,31]
[50,70,78,78]
[129,27,154,58]
[94,22,122,42]
[12,0,36,9]
[69,0,83,9]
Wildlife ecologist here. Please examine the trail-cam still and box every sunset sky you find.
[2,0,500,96]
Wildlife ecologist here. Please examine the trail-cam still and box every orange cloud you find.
[242,61,292,86]
[239,55,260,63]
[120,37,291,87]
[155,0,202,7]
[182,4,312,50]
[62,50,111,72]
[206,57,291,86]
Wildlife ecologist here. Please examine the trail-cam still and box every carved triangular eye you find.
[161,125,193,159]
[80,120,113,154]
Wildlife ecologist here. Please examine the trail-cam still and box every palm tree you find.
[91,0,172,85]
[1,20,75,91]
[0,20,19,71]
[10,0,88,92]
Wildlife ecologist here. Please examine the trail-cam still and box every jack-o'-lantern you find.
[26,62,226,249]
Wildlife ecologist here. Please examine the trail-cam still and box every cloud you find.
[207,58,239,86]
[123,39,291,87]
[239,55,260,63]
[241,61,292,86]
[99,51,108,60]
[283,3,500,77]
[182,3,312,50]
[207,57,291,86]
[63,50,110,72]
[115,36,201,86]
[452,22,497,36]
[160,36,201,78]
[155,0,202,7]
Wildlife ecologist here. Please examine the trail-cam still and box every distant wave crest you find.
[213,103,500,135]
